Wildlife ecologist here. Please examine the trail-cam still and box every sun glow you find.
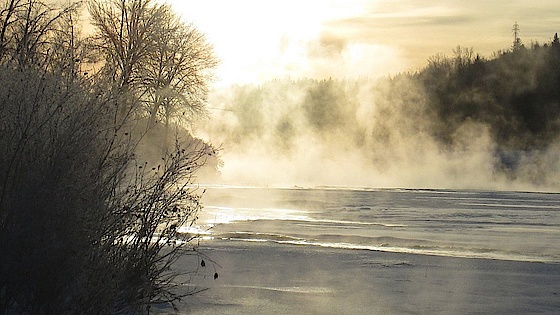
[166,0,404,86]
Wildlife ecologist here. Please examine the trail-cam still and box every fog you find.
[184,4,560,192]
[194,79,553,191]
[167,0,560,193]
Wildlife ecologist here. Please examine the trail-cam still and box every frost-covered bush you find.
[0,1,215,313]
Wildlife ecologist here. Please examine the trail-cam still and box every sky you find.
[168,0,560,87]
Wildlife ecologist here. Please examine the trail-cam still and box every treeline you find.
[0,0,216,313]
[417,40,560,150]
[215,35,560,184]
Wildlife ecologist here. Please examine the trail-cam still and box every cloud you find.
[308,33,347,58]
[320,0,560,70]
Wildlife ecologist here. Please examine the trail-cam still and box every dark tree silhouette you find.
[0,1,217,313]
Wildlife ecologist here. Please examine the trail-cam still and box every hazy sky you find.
[169,0,560,86]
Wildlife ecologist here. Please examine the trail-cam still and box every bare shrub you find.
[0,1,216,313]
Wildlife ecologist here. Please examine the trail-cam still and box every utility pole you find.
[512,22,522,51]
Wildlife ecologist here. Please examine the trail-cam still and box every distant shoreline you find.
[194,183,560,195]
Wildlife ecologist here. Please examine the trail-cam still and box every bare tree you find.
[89,0,161,83]
[0,0,80,68]
[142,7,217,130]
[452,45,475,69]
[88,0,217,134]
